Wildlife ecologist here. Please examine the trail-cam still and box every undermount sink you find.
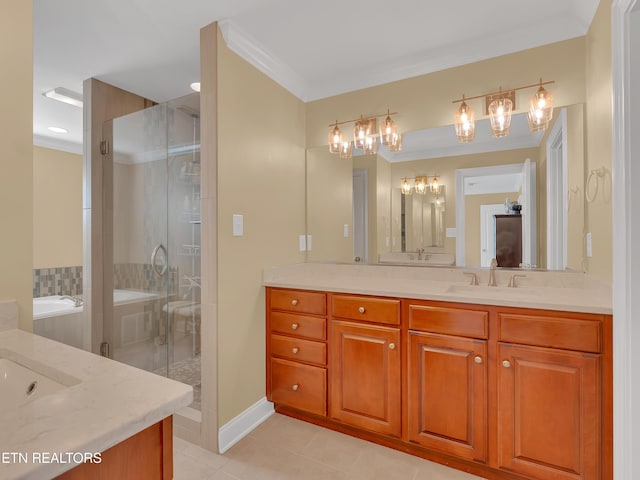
[445,284,543,297]
[0,354,78,410]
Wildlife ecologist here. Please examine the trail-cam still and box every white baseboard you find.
[218,397,274,454]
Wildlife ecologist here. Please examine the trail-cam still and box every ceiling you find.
[33,0,599,154]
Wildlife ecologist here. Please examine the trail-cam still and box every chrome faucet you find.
[508,274,527,288]
[60,295,83,307]
[488,258,498,287]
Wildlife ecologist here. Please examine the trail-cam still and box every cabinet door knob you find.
[292,384,299,391]
[474,356,483,364]
[502,360,511,368]
[291,323,299,330]
[291,299,298,306]
[389,343,395,350]
[292,347,299,354]
[358,306,366,314]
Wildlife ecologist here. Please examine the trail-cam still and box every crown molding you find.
[33,134,83,155]
[219,20,310,101]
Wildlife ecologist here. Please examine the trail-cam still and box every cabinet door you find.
[497,343,601,480]
[408,332,487,462]
[330,320,401,437]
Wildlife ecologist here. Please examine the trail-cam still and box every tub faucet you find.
[488,258,498,287]
[60,295,83,307]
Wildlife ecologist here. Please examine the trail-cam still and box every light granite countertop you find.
[264,263,612,314]
[0,329,192,480]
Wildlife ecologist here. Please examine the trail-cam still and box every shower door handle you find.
[151,243,168,277]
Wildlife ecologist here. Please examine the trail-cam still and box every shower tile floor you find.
[154,355,201,410]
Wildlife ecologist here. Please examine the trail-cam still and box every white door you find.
[480,204,504,267]
[352,169,368,263]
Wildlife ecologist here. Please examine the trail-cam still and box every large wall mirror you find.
[306,104,585,271]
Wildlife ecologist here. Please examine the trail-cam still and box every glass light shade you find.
[454,101,475,142]
[328,123,343,154]
[363,135,378,155]
[388,132,403,152]
[339,140,353,159]
[528,86,554,132]
[400,178,413,195]
[353,118,370,150]
[415,176,428,195]
[488,98,513,137]
[379,114,398,146]
[430,176,441,195]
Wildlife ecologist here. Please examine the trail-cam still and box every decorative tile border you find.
[33,266,83,298]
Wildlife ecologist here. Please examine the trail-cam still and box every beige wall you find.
[465,192,520,266]
[585,0,613,281]
[390,148,539,262]
[217,30,306,425]
[1,1,33,330]
[33,146,83,269]
[307,148,352,262]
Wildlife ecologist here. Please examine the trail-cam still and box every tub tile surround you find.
[0,301,18,332]
[0,329,192,480]
[32,266,83,298]
[263,262,612,314]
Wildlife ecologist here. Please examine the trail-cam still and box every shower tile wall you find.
[113,263,179,295]
[33,266,83,297]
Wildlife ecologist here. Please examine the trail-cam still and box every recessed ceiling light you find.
[48,126,68,133]
[190,82,201,92]
[43,87,83,108]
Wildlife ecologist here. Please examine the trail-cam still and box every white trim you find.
[218,20,309,101]
[612,2,638,479]
[218,397,274,454]
[33,134,83,155]
[455,163,525,267]
[353,169,369,263]
[521,159,537,267]
[480,204,503,267]
[545,108,568,269]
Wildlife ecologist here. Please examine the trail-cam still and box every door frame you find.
[480,204,504,267]
[352,168,369,263]
[546,108,568,269]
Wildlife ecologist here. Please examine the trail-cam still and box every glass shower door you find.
[108,103,171,375]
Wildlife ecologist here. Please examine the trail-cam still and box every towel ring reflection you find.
[151,243,168,277]
[586,167,607,203]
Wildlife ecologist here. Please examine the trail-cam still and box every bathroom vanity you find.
[0,328,192,480]
[264,263,612,480]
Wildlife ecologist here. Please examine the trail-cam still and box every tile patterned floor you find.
[154,355,201,410]
[174,413,486,480]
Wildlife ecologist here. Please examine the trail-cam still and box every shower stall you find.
[102,93,201,412]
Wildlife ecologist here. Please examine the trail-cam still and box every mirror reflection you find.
[306,105,585,270]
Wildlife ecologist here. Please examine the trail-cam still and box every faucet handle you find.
[508,274,527,288]
[463,272,478,285]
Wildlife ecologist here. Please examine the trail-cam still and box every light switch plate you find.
[586,232,592,257]
[299,235,306,252]
[343,224,349,238]
[232,214,243,236]
[306,235,312,251]
[446,227,457,238]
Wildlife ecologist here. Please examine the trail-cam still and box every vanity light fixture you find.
[527,79,554,131]
[43,87,83,108]
[452,79,555,141]
[400,175,444,195]
[327,110,400,159]
[454,96,475,142]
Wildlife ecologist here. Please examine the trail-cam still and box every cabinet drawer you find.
[270,311,326,340]
[331,295,400,325]
[271,358,326,416]
[271,334,326,365]
[408,304,489,339]
[499,313,602,353]
[269,289,326,315]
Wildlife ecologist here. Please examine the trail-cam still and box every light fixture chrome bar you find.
[43,87,83,108]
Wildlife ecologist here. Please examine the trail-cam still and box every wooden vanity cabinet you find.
[266,288,328,416]
[495,311,607,480]
[407,302,489,463]
[329,294,402,437]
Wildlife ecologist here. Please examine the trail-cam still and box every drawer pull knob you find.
[291,299,298,306]
[474,356,483,364]
[358,306,366,314]
[502,360,511,368]
[291,323,299,330]
[292,384,299,391]
[292,347,299,354]
[389,343,395,350]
